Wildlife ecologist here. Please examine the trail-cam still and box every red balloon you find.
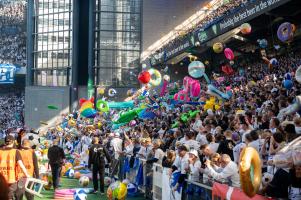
[138,71,151,84]
[222,65,234,75]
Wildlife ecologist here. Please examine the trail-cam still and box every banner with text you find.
[148,0,291,66]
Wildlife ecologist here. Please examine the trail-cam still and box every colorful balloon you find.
[269,58,278,66]
[47,105,58,110]
[257,39,268,49]
[138,71,151,84]
[224,48,234,60]
[240,23,252,34]
[213,42,223,53]
[163,75,170,82]
[277,22,294,42]
[148,68,162,86]
[96,100,109,112]
[188,61,205,78]
[107,181,127,200]
[283,79,293,90]
[108,88,117,97]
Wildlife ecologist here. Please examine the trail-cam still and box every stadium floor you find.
[36,177,145,200]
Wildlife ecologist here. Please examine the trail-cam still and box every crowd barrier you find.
[120,156,213,200]
[118,156,271,200]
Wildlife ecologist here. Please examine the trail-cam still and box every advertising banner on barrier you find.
[212,182,272,200]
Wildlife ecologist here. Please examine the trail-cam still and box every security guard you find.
[88,137,111,195]
[0,135,29,200]
[16,139,39,200]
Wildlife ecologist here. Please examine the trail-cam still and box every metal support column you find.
[26,0,34,86]
[70,0,80,111]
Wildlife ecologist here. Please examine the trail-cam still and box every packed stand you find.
[0,0,26,67]
[0,89,24,137]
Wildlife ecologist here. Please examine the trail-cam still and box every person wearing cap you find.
[0,135,30,200]
[188,150,202,182]
[47,139,65,190]
[88,137,111,195]
[16,139,39,200]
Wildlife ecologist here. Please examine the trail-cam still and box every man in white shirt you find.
[170,145,190,191]
[182,131,200,151]
[205,154,240,188]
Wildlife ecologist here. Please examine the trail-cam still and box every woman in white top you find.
[146,139,164,165]
[206,133,219,153]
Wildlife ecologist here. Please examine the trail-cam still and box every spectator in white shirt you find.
[232,132,246,164]
[182,130,200,151]
[137,137,153,159]
[206,133,219,153]
[146,139,164,165]
[192,113,203,132]
[196,127,209,146]
[269,117,280,134]
[205,154,241,188]
[188,149,202,182]
[247,130,263,153]
[110,132,123,160]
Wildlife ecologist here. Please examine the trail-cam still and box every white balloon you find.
[163,75,170,82]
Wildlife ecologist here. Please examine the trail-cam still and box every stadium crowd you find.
[24,52,299,200]
[164,0,250,53]
[0,90,25,138]
[0,0,26,67]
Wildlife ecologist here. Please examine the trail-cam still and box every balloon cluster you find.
[174,76,200,101]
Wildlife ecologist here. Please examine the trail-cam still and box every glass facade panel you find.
[94,0,141,87]
[32,0,72,86]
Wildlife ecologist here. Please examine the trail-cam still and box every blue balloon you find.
[258,39,268,49]
[284,73,292,80]
[188,61,205,78]
[283,79,293,90]
[81,108,97,118]
[138,109,156,119]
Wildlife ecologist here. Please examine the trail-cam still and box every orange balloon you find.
[74,171,81,179]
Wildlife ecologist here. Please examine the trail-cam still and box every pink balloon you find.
[190,80,201,97]
[224,48,234,60]
[174,90,190,101]
[160,80,168,97]
[174,76,200,100]
[226,86,232,91]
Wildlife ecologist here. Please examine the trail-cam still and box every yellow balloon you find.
[68,119,76,127]
[56,126,63,132]
[117,183,127,199]
[98,87,105,95]
[213,42,223,53]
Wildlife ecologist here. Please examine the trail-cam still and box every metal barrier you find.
[185,179,213,200]
[120,157,213,200]
[152,163,163,200]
